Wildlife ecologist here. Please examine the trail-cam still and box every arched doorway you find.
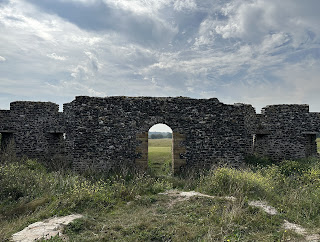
[148,124,173,176]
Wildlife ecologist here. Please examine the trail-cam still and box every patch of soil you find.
[12,214,83,242]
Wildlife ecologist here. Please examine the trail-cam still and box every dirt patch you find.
[158,190,236,207]
[248,200,278,215]
[283,220,320,242]
[12,214,83,242]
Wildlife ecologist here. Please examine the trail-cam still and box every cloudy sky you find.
[1,0,320,114]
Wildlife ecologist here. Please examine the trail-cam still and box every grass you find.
[148,138,172,147]
[1,140,320,241]
[0,160,173,240]
[148,138,172,177]
[317,138,320,153]
[64,193,286,241]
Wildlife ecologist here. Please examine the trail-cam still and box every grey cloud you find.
[0,0,9,5]
[171,11,208,47]
[25,0,116,31]
[25,0,177,47]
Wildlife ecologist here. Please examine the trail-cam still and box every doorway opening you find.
[0,131,15,161]
[0,132,14,152]
[148,124,173,177]
[303,132,318,157]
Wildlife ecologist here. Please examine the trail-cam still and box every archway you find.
[148,124,173,176]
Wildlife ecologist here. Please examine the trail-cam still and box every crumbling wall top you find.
[261,104,309,114]
[10,101,59,113]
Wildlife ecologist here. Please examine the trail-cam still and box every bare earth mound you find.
[12,214,83,242]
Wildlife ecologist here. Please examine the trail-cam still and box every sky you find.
[1,0,320,124]
[149,123,172,133]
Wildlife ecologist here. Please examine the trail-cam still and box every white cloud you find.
[212,0,320,46]
[103,0,171,15]
[173,0,196,11]
[45,79,107,98]
[47,53,66,61]
[259,33,290,54]
[0,55,6,62]
[0,2,58,43]
[84,51,102,72]
[194,18,216,47]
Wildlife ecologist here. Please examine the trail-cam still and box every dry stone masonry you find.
[1,96,320,174]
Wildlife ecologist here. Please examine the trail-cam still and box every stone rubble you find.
[248,200,278,215]
[12,214,83,242]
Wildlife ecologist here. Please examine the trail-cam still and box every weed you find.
[198,166,274,200]
[64,219,85,234]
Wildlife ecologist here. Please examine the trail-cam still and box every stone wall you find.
[63,96,256,172]
[0,102,66,162]
[253,105,320,161]
[0,96,319,174]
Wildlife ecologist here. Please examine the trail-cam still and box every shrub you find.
[245,155,274,168]
[198,167,274,200]
[279,160,310,176]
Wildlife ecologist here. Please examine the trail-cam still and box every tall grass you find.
[198,157,320,228]
[0,159,172,240]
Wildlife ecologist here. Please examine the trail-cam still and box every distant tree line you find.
[149,132,172,139]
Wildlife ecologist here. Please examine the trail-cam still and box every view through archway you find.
[148,124,173,176]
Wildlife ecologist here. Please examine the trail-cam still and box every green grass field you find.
[148,138,172,177]
[148,138,172,147]
[317,138,320,153]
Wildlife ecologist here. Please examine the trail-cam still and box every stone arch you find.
[148,123,173,175]
[135,119,186,175]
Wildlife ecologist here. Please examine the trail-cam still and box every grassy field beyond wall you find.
[148,138,172,176]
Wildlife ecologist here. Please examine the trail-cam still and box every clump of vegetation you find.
[0,159,172,240]
[199,157,320,228]
[198,166,274,200]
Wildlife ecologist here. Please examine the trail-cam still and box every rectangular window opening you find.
[48,132,65,142]
[0,132,14,152]
[305,133,317,157]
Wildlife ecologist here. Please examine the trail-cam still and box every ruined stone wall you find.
[0,102,66,162]
[63,96,256,172]
[1,97,319,173]
[253,105,320,161]
[0,110,13,152]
